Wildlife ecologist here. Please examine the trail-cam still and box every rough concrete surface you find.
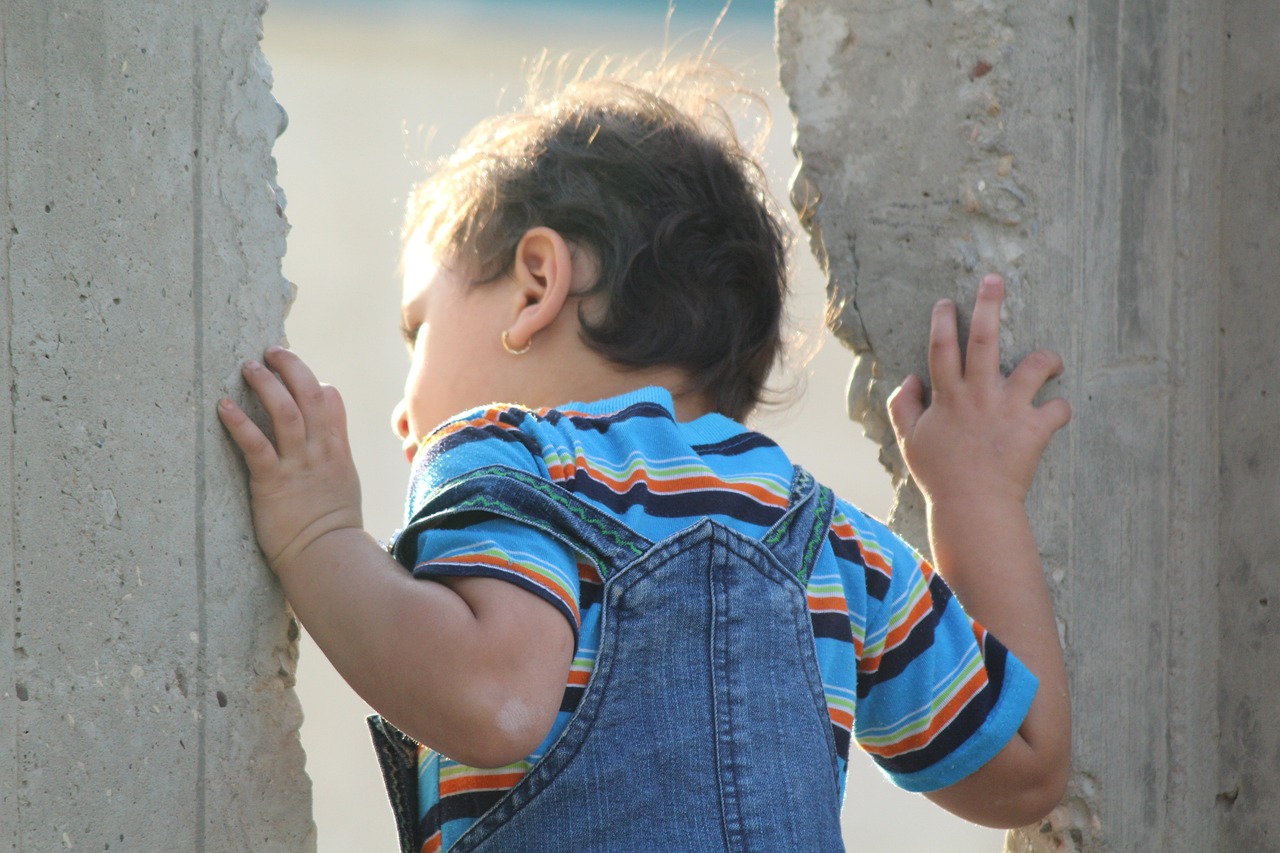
[1,3,312,850]
[779,0,1277,850]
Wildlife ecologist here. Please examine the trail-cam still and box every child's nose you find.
[391,399,410,441]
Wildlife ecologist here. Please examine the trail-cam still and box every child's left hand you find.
[886,273,1070,508]
[217,347,363,575]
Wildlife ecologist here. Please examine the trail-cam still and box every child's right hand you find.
[217,347,363,575]
[886,274,1071,507]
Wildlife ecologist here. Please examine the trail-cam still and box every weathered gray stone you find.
[779,0,1278,850]
[1,2,312,849]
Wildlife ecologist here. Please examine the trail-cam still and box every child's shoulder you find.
[408,389,680,491]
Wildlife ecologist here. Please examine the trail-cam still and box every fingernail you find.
[218,397,233,410]
[245,360,260,372]
[266,345,283,355]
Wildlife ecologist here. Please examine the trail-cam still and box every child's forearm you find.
[921,495,1071,826]
[275,526,572,768]
[927,496,1070,756]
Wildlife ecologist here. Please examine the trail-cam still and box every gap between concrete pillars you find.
[1,2,313,850]
[779,0,1277,850]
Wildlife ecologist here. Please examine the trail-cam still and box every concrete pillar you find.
[778,1,1278,851]
[1,3,312,850]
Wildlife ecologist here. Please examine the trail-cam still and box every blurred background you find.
[263,0,1004,849]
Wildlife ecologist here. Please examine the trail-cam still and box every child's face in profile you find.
[391,247,515,463]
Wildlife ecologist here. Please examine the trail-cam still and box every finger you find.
[1035,396,1072,435]
[242,359,306,454]
[320,384,352,449]
[964,274,1005,382]
[1006,348,1065,403]
[887,374,926,441]
[264,347,329,437]
[217,397,280,473]
[927,299,962,394]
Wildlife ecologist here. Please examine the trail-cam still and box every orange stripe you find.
[831,520,856,538]
[568,669,591,686]
[440,771,527,797]
[858,545,892,576]
[574,457,788,507]
[547,459,576,481]
[420,831,443,853]
[882,592,933,651]
[863,668,990,759]
[807,594,847,611]
[828,706,854,731]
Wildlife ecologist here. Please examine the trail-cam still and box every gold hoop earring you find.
[501,330,532,356]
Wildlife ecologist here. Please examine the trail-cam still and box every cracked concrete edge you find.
[778,0,1083,845]
[198,1,314,849]
[776,0,1025,550]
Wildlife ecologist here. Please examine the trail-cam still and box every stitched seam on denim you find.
[795,487,833,586]
[763,466,813,555]
[709,529,739,852]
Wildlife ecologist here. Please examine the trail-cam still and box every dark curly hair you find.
[405,58,790,420]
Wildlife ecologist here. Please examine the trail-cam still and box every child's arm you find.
[216,347,573,768]
[886,274,1072,828]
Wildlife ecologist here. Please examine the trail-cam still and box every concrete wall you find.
[778,1,1278,850]
[1,3,312,850]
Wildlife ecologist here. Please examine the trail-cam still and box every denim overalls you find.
[369,464,846,852]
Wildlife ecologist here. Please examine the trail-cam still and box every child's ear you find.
[505,227,575,348]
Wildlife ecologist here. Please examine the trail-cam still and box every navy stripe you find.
[811,611,853,643]
[421,420,545,461]
[438,789,508,824]
[690,430,779,458]
[418,805,441,847]
[560,685,584,714]
[579,577,603,610]
[828,529,892,603]
[831,723,851,763]
[543,401,673,432]
[570,471,786,527]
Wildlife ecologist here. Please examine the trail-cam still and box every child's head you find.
[402,59,790,426]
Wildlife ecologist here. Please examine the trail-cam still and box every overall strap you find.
[392,464,653,582]
[761,466,836,585]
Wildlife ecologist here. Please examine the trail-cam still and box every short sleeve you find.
[397,405,583,635]
[837,502,1038,793]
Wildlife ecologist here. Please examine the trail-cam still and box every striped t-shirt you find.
[398,387,1037,852]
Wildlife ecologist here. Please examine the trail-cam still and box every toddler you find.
[218,60,1071,852]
